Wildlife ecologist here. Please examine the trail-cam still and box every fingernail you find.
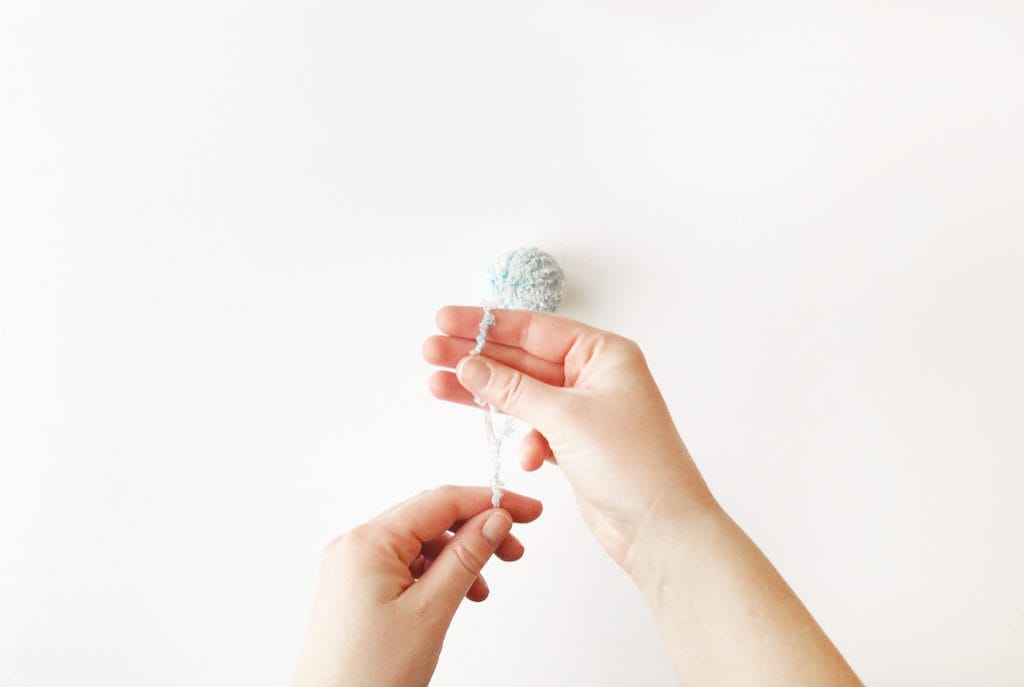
[482,510,513,545]
[458,357,492,391]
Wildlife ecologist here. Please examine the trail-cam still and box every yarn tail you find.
[472,299,516,508]
[482,407,516,507]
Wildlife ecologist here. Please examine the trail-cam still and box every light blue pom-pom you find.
[486,246,565,312]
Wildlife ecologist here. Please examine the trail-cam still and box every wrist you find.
[621,488,725,596]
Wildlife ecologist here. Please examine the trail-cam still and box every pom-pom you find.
[486,246,565,313]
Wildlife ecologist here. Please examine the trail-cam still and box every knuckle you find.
[450,539,487,577]
[320,531,354,562]
[322,533,347,556]
[573,330,613,364]
[349,522,374,540]
[341,523,374,546]
[435,484,457,498]
[321,524,384,571]
[496,368,527,410]
[614,336,646,364]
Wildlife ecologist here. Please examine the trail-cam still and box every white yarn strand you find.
[468,247,565,508]
[470,298,516,507]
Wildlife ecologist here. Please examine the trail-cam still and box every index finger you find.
[435,305,600,364]
[378,486,543,565]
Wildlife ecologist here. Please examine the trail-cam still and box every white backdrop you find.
[2,2,1022,685]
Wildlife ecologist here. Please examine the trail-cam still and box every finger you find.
[496,533,525,562]
[422,334,565,386]
[428,370,479,408]
[415,535,492,599]
[418,535,451,562]
[519,428,552,472]
[448,520,526,562]
[436,305,602,365]
[455,354,569,431]
[465,574,490,602]
[380,486,542,565]
[409,554,430,579]
[429,373,567,448]
[407,508,512,618]
[380,486,542,532]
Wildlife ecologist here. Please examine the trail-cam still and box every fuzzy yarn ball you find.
[486,246,565,312]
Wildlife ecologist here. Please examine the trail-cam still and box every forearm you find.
[630,503,862,686]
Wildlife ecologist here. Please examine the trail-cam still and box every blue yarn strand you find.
[471,247,565,507]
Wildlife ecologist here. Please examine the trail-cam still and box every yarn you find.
[469,247,565,507]
[486,246,565,313]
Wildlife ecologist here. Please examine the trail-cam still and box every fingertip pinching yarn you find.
[469,246,565,507]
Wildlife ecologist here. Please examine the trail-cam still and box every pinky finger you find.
[520,428,552,472]
[466,574,489,602]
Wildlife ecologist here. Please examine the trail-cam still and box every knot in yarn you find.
[486,246,565,312]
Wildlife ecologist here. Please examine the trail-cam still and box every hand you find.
[423,306,715,576]
[424,307,863,687]
[291,486,543,687]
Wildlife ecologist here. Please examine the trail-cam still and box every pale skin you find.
[292,305,863,687]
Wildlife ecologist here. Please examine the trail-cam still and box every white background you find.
[2,2,1023,685]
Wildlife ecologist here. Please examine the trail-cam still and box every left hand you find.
[291,486,544,687]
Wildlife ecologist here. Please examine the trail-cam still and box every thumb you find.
[456,354,564,431]
[412,509,513,619]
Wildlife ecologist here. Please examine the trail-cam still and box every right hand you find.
[423,306,717,576]
[291,486,541,687]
